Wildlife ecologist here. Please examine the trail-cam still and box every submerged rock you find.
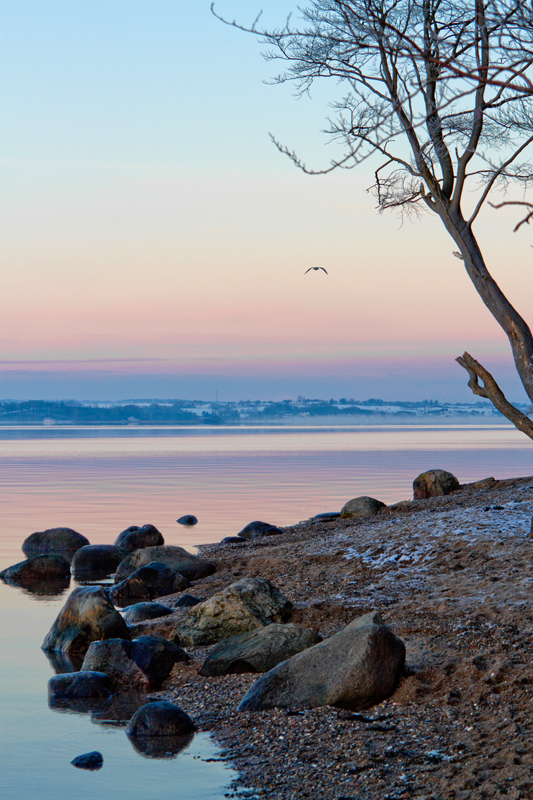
[174,577,292,647]
[22,528,89,560]
[42,585,130,666]
[200,623,321,676]
[71,545,123,581]
[71,751,103,771]
[0,554,71,586]
[48,671,113,701]
[81,638,150,691]
[176,515,198,526]
[114,524,164,555]
[238,611,405,712]
[126,700,196,738]
[340,496,386,519]
[413,469,460,499]
[115,546,216,583]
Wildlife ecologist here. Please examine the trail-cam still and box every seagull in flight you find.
[305,266,328,274]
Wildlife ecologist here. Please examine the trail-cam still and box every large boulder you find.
[115,546,216,583]
[22,527,89,560]
[340,496,386,519]
[130,636,189,688]
[200,623,321,676]
[48,671,113,701]
[81,638,150,691]
[0,554,70,585]
[238,611,405,712]
[108,562,190,608]
[114,524,164,555]
[413,469,460,499]
[122,602,174,625]
[237,521,284,540]
[174,577,292,648]
[71,545,123,581]
[126,700,195,737]
[42,586,130,666]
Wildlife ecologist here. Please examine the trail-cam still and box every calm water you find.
[1,423,533,799]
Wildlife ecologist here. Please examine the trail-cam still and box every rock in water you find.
[114,524,164,554]
[238,611,405,712]
[48,671,113,701]
[200,623,321,676]
[130,635,189,688]
[22,527,89,559]
[115,546,216,583]
[413,469,460,499]
[237,521,284,539]
[126,700,196,737]
[81,639,150,691]
[71,545,123,581]
[108,562,190,608]
[0,554,71,585]
[174,577,292,647]
[42,585,130,665]
[340,496,386,519]
[176,515,198,526]
[71,751,103,771]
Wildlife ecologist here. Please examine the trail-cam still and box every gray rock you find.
[81,638,150,691]
[122,602,174,625]
[200,623,322,676]
[126,608,190,640]
[42,585,130,667]
[237,521,284,540]
[48,671,113,701]
[115,546,216,583]
[71,751,103,770]
[220,536,248,545]
[174,577,292,647]
[413,469,460,499]
[22,528,89,559]
[340,496,386,519]
[173,594,202,608]
[176,515,198,526]
[130,635,189,688]
[114,524,164,555]
[126,700,196,737]
[71,545,123,581]
[238,612,405,712]
[0,554,71,585]
[312,512,341,521]
[109,562,191,608]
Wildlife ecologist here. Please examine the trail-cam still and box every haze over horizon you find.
[2,1,532,403]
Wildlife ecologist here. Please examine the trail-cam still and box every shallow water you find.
[1,423,532,799]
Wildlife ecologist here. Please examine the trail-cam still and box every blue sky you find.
[1,0,532,402]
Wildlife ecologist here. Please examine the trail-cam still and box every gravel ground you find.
[152,476,533,800]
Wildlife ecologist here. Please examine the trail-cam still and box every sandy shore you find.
[153,476,533,799]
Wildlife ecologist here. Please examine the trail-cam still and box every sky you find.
[2,0,533,403]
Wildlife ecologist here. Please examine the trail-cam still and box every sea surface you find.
[1,423,533,799]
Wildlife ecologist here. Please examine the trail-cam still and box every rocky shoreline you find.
[158,475,533,799]
[4,473,533,798]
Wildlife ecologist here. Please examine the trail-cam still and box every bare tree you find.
[214,0,533,437]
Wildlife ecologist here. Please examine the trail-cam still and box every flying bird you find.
[305,267,328,274]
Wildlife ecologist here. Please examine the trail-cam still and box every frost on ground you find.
[158,475,533,800]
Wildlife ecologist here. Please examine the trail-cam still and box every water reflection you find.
[127,732,195,759]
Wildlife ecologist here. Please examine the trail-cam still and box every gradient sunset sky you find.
[2,0,533,402]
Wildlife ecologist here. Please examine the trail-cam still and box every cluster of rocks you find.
[2,468,464,769]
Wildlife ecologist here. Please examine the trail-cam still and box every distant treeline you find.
[0,401,220,424]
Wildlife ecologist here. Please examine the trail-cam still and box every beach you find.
[148,476,533,799]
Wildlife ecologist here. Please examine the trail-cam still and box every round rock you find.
[0,554,71,585]
[413,469,460,499]
[340,496,386,519]
[114,524,164,555]
[22,528,89,559]
[176,515,198,526]
[122,602,174,625]
[71,545,123,581]
[126,700,196,737]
